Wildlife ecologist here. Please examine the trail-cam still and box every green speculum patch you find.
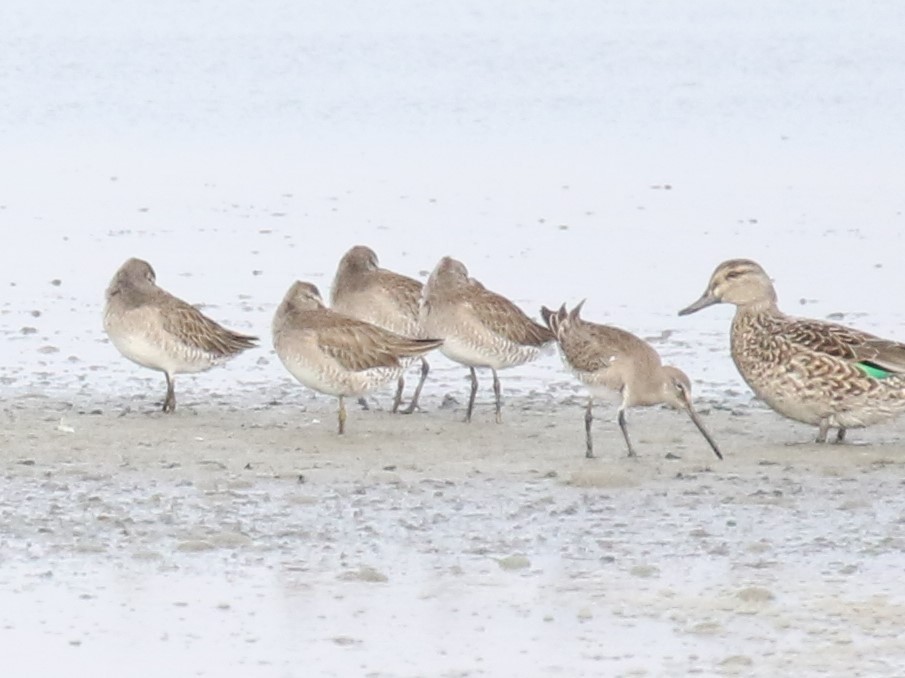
[855,362,894,379]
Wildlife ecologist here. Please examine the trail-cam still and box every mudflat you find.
[3,392,904,676]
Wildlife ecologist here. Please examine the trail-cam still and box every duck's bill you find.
[678,293,719,316]
[686,406,723,460]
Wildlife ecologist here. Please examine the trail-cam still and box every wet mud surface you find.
[3,394,905,676]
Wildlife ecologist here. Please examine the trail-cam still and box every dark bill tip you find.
[686,406,723,460]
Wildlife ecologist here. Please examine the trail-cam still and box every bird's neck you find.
[733,297,782,320]
[624,365,671,408]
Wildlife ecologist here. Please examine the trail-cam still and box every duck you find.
[679,258,905,442]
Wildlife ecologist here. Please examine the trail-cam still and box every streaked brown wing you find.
[855,337,905,372]
[160,298,257,356]
[377,269,423,318]
[561,322,656,373]
[466,289,554,347]
[317,323,404,371]
[314,311,440,372]
[782,318,905,372]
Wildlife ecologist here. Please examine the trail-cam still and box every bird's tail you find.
[396,337,444,358]
[540,303,568,338]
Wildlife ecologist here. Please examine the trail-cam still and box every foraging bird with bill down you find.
[541,301,723,460]
[103,257,258,413]
[679,258,905,443]
[272,281,442,434]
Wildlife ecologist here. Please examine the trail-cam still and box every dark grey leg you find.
[465,367,478,423]
[492,368,502,424]
[400,358,429,414]
[585,397,594,459]
[618,408,636,457]
[163,373,176,413]
[391,376,405,414]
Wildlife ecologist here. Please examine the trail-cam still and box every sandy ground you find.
[3,387,905,677]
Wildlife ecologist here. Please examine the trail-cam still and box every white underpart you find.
[275,348,402,398]
[105,323,221,376]
[557,349,623,405]
[441,334,539,370]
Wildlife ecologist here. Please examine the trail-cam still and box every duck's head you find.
[679,259,777,314]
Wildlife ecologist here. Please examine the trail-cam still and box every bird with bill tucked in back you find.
[103,257,257,413]
[330,245,432,414]
[421,256,555,424]
[273,281,442,434]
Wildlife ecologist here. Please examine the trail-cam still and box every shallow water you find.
[3,1,905,675]
[3,0,905,406]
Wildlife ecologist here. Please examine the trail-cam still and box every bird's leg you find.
[163,373,176,413]
[338,396,347,434]
[618,407,636,457]
[465,367,478,423]
[391,376,405,414]
[492,368,502,424]
[835,427,847,444]
[816,418,829,443]
[400,358,429,414]
[584,397,594,459]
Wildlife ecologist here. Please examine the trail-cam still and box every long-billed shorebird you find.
[421,256,554,423]
[541,302,722,460]
[272,281,442,433]
[679,258,905,443]
[330,245,431,414]
[103,257,257,413]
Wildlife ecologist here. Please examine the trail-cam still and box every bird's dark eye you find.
[725,270,742,280]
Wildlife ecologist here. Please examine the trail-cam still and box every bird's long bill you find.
[678,293,718,316]
[685,405,723,460]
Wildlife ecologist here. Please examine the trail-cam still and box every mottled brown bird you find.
[680,258,905,442]
[542,302,722,460]
[421,256,554,423]
[273,281,442,433]
[330,245,431,413]
[103,257,257,413]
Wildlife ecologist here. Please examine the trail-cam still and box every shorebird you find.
[272,281,442,433]
[330,245,431,414]
[421,256,554,423]
[679,258,905,443]
[103,257,257,413]
[541,302,722,459]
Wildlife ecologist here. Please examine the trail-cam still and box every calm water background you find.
[2,0,904,402]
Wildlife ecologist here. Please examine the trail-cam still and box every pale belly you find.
[277,352,401,397]
[106,323,217,375]
[440,335,538,370]
[572,368,623,405]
